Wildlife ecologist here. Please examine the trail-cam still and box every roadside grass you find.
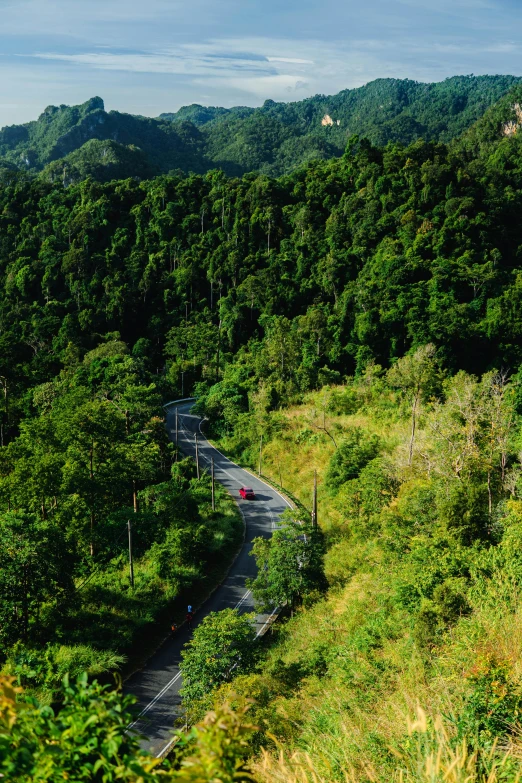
[215,385,408,534]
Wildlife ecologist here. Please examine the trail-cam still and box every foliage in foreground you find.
[2,672,522,783]
[0,673,256,782]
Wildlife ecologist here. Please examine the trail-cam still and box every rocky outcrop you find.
[321,114,341,126]
[502,103,522,136]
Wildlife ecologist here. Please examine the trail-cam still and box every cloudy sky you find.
[1,0,522,126]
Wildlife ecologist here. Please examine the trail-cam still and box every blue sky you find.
[1,0,522,126]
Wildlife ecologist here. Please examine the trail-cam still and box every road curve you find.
[124,401,290,757]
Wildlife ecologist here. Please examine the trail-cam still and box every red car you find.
[239,486,255,500]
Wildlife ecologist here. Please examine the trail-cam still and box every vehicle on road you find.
[239,486,255,500]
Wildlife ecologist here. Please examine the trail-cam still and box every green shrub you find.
[325,428,381,490]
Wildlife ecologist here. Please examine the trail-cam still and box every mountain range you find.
[0,74,521,183]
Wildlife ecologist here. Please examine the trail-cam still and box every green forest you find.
[0,74,520,182]
[5,77,522,780]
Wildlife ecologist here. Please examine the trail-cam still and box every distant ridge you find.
[1,75,521,182]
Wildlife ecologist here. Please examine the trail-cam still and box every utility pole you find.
[211,457,215,511]
[175,407,179,462]
[312,470,318,528]
[128,519,134,588]
[0,376,7,447]
[215,320,222,383]
[195,432,200,479]
[258,434,263,477]
[181,371,184,398]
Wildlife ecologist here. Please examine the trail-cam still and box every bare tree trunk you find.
[22,564,29,642]
[90,443,95,557]
[408,393,419,467]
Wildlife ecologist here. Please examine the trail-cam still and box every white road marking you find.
[197,417,292,510]
[156,737,177,759]
[129,403,287,753]
[256,606,279,638]
[128,671,182,730]
[234,589,252,610]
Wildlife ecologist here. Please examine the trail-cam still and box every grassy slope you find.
[213,384,522,782]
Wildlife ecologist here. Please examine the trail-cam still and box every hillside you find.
[203,375,522,782]
[0,75,521,182]
[4,77,522,780]
[0,96,210,177]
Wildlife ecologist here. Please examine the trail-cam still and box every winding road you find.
[124,401,290,757]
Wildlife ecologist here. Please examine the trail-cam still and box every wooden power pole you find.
[258,434,263,477]
[175,407,179,461]
[211,457,215,511]
[195,432,200,479]
[312,470,318,528]
[128,519,134,588]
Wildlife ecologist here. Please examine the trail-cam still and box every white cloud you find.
[1,0,522,125]
[266,57,314,64]
[200,73,314,100]
[29,50,275,76]
[21,33,522,108]
[23,37,323,85]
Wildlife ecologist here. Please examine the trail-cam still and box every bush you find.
[180,610,257,721]
[456,656,522,749]
[438,481,490,545]
[325,428,381,490]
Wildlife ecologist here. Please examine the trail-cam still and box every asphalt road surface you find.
[124,401,290,757]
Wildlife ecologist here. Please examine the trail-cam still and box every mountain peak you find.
[83,96,105,113]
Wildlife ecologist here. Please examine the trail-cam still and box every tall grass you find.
[254,707,522,783]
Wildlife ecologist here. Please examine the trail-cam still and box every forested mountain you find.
[0,74,520,182]
[6,77,522,781]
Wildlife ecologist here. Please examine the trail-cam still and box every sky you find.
[1,0,522,126]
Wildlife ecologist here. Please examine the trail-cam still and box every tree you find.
[0,513,73,649]
[387,344,439,466]
[248,511,326,613]
[180,609,256,720]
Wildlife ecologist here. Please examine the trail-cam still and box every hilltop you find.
[0,74,521,182]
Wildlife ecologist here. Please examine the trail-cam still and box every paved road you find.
[124,401,290,757]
